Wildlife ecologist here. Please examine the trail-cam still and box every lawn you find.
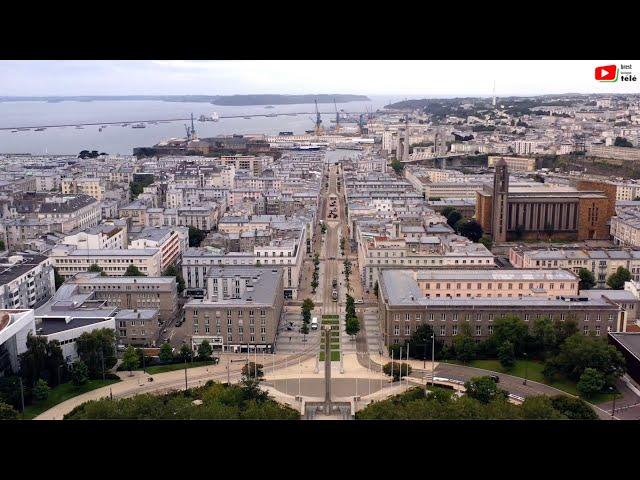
[146,360,216,375]
[445,359,622,404]
[22,378,120,419]
[322,315,339,319]
[331,351,341,361]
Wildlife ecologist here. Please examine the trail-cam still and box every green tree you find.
[163,265,185,293]
[549,395,598,420]
[497,340,515,369]
[551,333,626,383]
[75,329,117,379]
[440,206,456,219]
[577,368,606,398]
[457,219,484,242]
[464,376,508,404]
[159,343,174,363]
[71,360,89,386]
[454,322,476,363]
[0,401,18,420]
[178,344,193,363]
[301,298,315,314]
[346,315,360,338]
[531,316,557,355]
[552,318,579,350]
[578,268,596,290]
[241,362,264,380]
[301,321,309,337]
[406,324,443,360]
[479,235,493,250]
[197,340,213,360]
[607,266,631,289]
[87,263,106,276]
[18,334,66,388]
[446,210,462,229]
[0,240,5,251]
[33,378,51,401]
[614,136,633,147]
[520,395,566,419]
[492,315,528,355]
[53,266,65,290]
[382,362,412,381]
[373,281,379,298]
[390,158,404,174]
[121,346,140,375]
[320,223,327,234]
[124,264,145,276]
[188,226,206,247]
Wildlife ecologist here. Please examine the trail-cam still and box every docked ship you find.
[35,128,46,131]
[132,123,146,128]
[264,105,274,109]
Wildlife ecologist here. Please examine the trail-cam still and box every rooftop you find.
[0,253,50,285]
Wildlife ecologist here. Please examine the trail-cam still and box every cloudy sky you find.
[0,60,637,97]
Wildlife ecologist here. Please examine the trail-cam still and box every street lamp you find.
[522,352,528,386]
[610,386,617,419]
[431,334,435,387]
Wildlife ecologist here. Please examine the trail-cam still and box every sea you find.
[0,95,409,156]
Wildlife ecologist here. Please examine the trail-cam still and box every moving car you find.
[311,317,318,330]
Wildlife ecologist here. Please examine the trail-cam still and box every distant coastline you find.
[0,94,370,106]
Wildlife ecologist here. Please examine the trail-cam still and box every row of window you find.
[421,282,573,290]
[192,309,267,317]
[194,317,266,326]
[370,258,492,265]
[393,312,615,322]
[393,324,610,336]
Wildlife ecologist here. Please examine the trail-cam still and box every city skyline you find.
[0,60,638,97]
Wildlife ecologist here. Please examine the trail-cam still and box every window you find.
[584,314,589,322]
[415,313,422,321]
[488,325,493,335]
[453,313,458,322]
[524,314,529,322]
[583,326,589,335]
[394,313,400,321]
[476,325,482,336]
[488,314,494,321]
[452,325,458,335]
[440,325,446,336]
[595,326,601,336]
[405,313,410,321]
[428,313,434,322]
[394,325,400,336]
[440,313,446,321]
[405,324,411,335]
[476,313,481,321]
[608,313,614,322]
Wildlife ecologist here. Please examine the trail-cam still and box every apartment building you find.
[487,155,536,172]
[49,245,163,278]
[587,145,640,162]
[611,209,640,247]
[378,270,626,347]
[61,177,105,201]
[61,224,127,250]
[509,246,640,287]
[184,267,284,353]
[66,272,178,323]
[0,309,36,374]
[0,253,55,310]
[129,226,188,270]
[13,193,101,233]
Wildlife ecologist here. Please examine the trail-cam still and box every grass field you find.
[146,360,216,375]
[446,359,621,404]
[22,379,120,419]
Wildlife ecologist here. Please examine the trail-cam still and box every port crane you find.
[184,113,197,141]
[334,99,340,132]
[309,99,323,135]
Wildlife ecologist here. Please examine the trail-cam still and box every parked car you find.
[489,375,500,383]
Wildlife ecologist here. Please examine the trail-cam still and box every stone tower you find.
[492,158,509,242]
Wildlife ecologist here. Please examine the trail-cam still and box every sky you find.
[0,60,638,97]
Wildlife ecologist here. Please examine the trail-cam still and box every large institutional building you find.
[477,159,616,242]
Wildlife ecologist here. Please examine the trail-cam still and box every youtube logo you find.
[595,64,618,82]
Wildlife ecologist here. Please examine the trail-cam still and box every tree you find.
[552,318,579,349]
[178,344,193,363]
[159,343,174,363]
[0,401,18,420]
[578,268,596,290]
[464,376,508,404]
[163,265,185,293]
[492,315,528,356]
[320,223,327,234]
[520,395,566,419]
[497,340,515,369]
[53,266,65,290]
[121,346,140,375]
[390,158,404,175]
[406,324,443,360]
[71,360,89,386]
[440,206,456,219]
[551,333,625,384]
[383,362,412,381]
[531,316,557,355]
[457,219,484,242]
[188,226,206,247]
[373,281,379,298]
[87,263,106,276]
[446,210,462,229]
[549,395,598,420]
[301,298,315,314]
[197,340,213,360]
[607,266,631,290]
[241,362,264,380]
[33,378,51,401]
[454,322,477,363]
[614,136,633,148]
[0,240,5,251]
[18,334,66,388]
[124,264,145,277]
[577,368,606,398]
[479,236,493,250]
[346,315,360,338]
[76,329,117,379]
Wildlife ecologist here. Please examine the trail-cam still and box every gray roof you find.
[609,333,640,361]
[0,253,49,285]
[38,316,113,335]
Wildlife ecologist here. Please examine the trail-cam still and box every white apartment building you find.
[129,226,189,270]
[61,224,127,250]
[512,140,536,155]
[611,210,640,247]
[49,245,163,278]
[487,155,536,172]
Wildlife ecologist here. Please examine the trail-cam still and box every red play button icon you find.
[595,65,617,81]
